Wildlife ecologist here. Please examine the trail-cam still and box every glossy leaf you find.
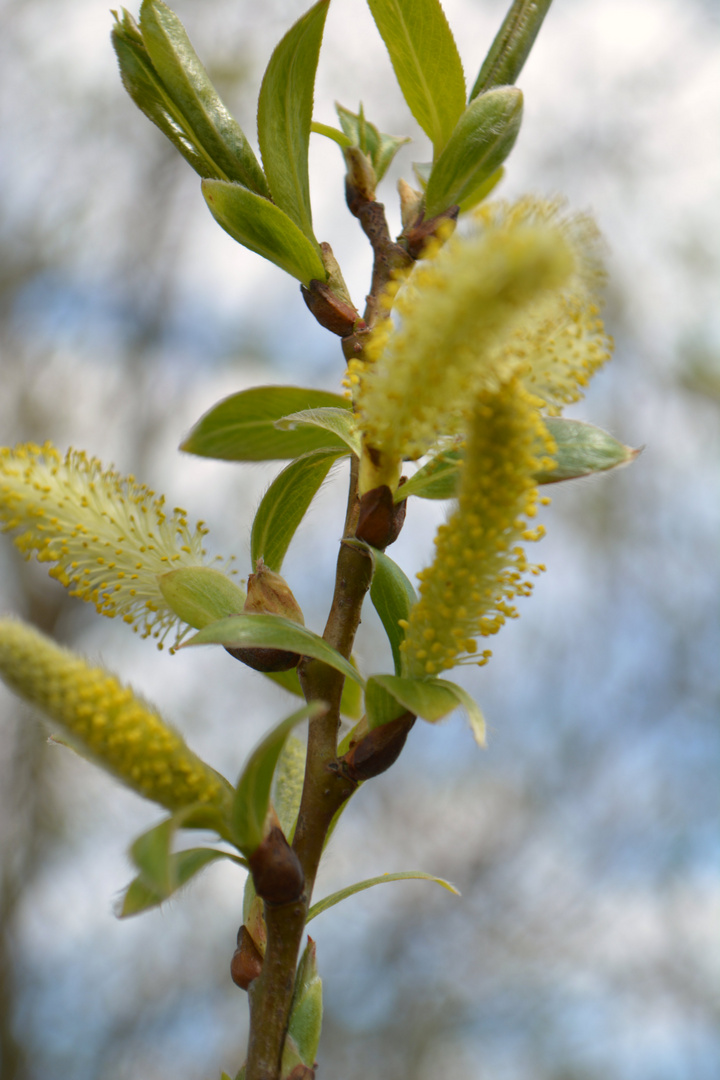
[398,419,639,501]
[251,449,346,573]
[202,180,326,284]
[274,407,360,456]
[257,0,330,239]
[368,547,417,675]
[231,701,325,854]
[470,0,554,100]
[366,0,466,153]
[183,615,365,688]
[112,11,217,179]
[425,87,523,217]
[180,385,351,462]
[138,0,269,193]
[307,869,459,920]
[120,847,244,917]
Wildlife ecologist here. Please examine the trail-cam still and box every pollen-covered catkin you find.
[0,443,236,647]
[400,381,552,677]
[0,618,232,815]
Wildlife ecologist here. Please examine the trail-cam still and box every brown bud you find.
[248,826,305,905]
[341,711,416,782]
[226,559,305,672]
[301,280,364,337]
[401,205,459,260]
[231,926,264,990]
[356,482,407,549]
[285,1066,316,1080]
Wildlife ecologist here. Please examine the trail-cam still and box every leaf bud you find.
[230,926,264,990]
[227,560,305,672]
[248,825,305,905]
[344,146,377,215]
[356,482,407,549]
[340,711,416,782]
[158,566,246,630]
[300,280,363,337]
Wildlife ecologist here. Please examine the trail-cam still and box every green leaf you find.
[257,0,330,240]
[395,445,462,501]
[398,420,639,501]
[120,847,244,917]
[137,0,269,193]
[456,163,505,214]
[157,566,246,630]
[180,385,351,462]
[307,869,459,921]
[274,407,361,455]
[430,677,486,746]
[425,87,523,217]
[287,937,323,1067]
[251,449,346,573]
[366,674,486,745]
[537,418,640,483]
[183,614,365,688]
[368,673,458,721]
[231,701,325,854]
[112,10,221,180]
[368,548,417,675]
[335,103,410,181]
[263,661,364,719]
[201,180,326,284]
[366,0,466,153]
[470,0,554,100]
[365,676,409,728]
[272,735,306,839]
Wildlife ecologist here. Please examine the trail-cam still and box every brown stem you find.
[244,460,373,1080]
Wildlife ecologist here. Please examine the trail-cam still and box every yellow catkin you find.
[400,381,552,677]
[0,618,232,815]
[0,443,235,648]
[349,196,612,492]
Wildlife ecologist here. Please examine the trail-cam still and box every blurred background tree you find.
[0,1,718,1078]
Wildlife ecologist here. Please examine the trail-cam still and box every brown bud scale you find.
[248,826,305,905]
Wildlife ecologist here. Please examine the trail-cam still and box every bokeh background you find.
[0,0,718,1078]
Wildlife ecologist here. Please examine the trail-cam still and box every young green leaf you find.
[307,869,459,921]
[287,937,323,1067]
[120,847,245,917]
[395,446,462,501]
[137,0,270,194]
[334,103,410,181]
[369,673,486,745]
[257,0,330,240]
[202,180,326,284]
[251,449,347,573]
[535,418,641,483]
[397,420,639,501]
[272,735,306,839]
[311,120,353,149]
[365,676,409,727]
[183,614,366,688]
[469,0,554,100]
[274,407,361,456]
[368,547,418,675]
[180,385,351,462]
[231,701,326,854]
[366,0,466,154]
[424,87,523,217]
[158,566,246,630]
